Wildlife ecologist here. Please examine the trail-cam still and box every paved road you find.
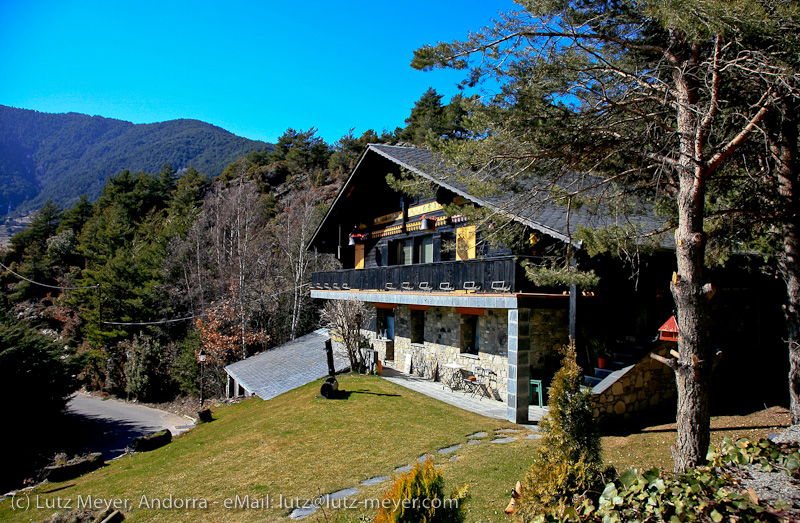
[66,393,195,459]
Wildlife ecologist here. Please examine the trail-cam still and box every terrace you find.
[311,256,529,294]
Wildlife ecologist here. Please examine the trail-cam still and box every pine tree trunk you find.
[770,103,800,424]
[670,44,714,472]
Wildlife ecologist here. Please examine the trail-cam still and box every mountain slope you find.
[0,105,273,213]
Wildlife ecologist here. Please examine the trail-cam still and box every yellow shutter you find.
[456,226,476,260]
[354,244,365,269]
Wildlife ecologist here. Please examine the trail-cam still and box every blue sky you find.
[0,1,518,145]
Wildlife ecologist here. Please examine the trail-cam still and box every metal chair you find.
[459,368,480,397]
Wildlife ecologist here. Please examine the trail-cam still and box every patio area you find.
[380,365,548,428]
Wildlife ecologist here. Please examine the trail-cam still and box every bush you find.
[122,334,168,401]
[514,342,606,521]
[375,457,467,523]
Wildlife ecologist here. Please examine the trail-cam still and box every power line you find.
[102,314,206,326]
[0,259,313,326]
[0,261,99,291]
[99,283,312,326]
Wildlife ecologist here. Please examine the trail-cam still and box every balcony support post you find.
[506,308,531,423]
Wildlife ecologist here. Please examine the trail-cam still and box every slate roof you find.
[224,328,350,400]
[367,144,670,248]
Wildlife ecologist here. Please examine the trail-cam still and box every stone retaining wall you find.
[591,342,677,422]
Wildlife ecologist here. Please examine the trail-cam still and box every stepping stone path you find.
[289,488,360,519]
[289,505,318,519]
[361,476,389,486]
[291,427,536,519]
[326,487,359,501]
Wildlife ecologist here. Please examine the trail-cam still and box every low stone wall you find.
[591,343,677,422]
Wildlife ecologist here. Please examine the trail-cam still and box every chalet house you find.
[307,144,785,424]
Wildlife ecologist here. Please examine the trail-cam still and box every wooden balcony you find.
[311,257,526,294]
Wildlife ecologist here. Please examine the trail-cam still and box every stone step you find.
[594,368,614,379]
[584,375,603,387]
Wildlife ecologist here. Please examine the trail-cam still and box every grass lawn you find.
[0,374,790,523]
[0,375,541,523]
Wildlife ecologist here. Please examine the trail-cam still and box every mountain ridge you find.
[0,105,273,215]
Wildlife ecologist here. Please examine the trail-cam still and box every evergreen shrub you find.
[375,457,467,523]
[514,342,606,521]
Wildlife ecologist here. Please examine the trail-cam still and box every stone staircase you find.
[583,345,649,388]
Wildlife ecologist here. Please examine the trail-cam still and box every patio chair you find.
[459,368,481,397]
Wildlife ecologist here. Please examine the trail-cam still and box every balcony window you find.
[390,235,435,265]
[419,236,434,264]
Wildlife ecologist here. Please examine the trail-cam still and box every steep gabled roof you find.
[309,144,669,251]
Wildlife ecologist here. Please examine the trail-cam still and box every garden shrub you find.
[521,437,800,522]
[375,457,467,523]
[514,342,606,522]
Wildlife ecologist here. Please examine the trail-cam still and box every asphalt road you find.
[66,393,195,459]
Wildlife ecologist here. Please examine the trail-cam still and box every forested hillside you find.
[0,89,469,490]
[0,105,272,214]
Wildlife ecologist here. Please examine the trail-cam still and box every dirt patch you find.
[602,406,792,471]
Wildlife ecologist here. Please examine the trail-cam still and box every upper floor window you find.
[390,235,435,265]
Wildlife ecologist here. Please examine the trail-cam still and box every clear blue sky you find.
[0,0,518,145]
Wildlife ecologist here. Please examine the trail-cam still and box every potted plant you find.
[420,215,435,231]
[349,232,368,244]
[587,337,610,369]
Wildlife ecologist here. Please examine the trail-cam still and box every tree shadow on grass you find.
[318,389,402,400]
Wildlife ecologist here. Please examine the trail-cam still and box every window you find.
[393,238,414,265]
[390,235,435,265]
[419,236,434,263]
[410,309,425,344]
[460,315,479,354]
[377,308,395,340]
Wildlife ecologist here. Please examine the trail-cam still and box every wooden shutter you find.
[354,244,365,269]
[456,226,476,260]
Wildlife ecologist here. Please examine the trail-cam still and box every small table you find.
[442,363,465,392]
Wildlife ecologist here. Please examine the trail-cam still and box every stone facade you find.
[366,304,568,407]
[591,343,677,422]
[530,309,569,370]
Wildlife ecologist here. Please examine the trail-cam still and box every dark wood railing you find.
[311,257,523,293]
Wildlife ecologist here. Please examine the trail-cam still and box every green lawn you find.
[0,375,540,523]
[3,375,788,523]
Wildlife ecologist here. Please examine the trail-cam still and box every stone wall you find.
[530,309,569,372]
[591,343,677,422]
[365,304,568,405]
